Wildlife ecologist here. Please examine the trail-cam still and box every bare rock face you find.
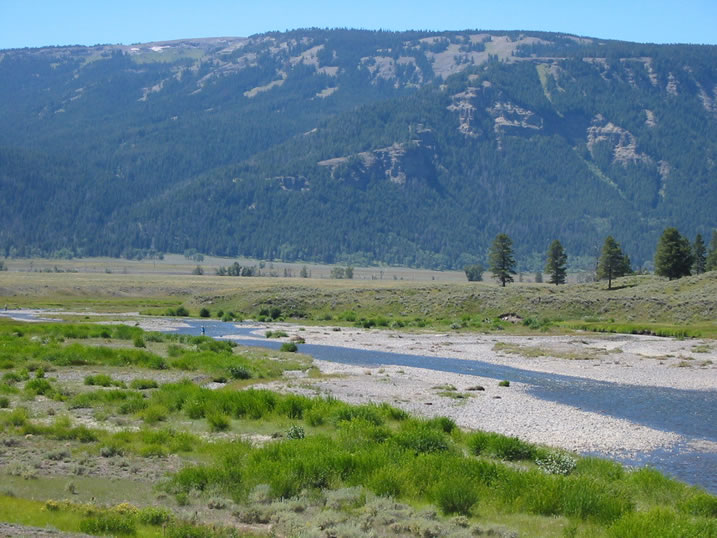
[317,127,438,187]
[586,115,652,166]
[447,86,483,137]
[447,82,543,141]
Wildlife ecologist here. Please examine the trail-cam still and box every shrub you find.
[133,336,146,348]
[395,422,450,454]
[467,430,536,460]
[559,476,633,523]
[79,514,137,535]
[137,506,172,525]
[24,378,54,396]
[85,374,122,387]
[0,396,9,408]
[536,451,577,475]
[175,306,189,317]
[199,308,211,318]
[575,457,625,481]
[498,380,510,387]
[140,405,168,424]
[287,424,305,439]
[492,435,535,461]
[130,378,158,390]
[467,430,499,455]
[228,366,251,380]
[434,476,479,516]
[426,416,457,434]
[280,342,298,353]
[341,311,357,322]
[207,413,230,432]
[370,467,404,498]
[100,445,124,458]
[265,330,288,338]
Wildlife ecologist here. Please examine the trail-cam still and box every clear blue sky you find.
[1,0,715,50]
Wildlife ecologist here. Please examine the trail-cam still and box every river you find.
[3,312,716,493]
[177,319,717,493]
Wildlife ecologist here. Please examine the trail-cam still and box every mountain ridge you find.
[1,28,715,270]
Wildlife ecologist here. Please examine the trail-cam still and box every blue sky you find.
[1,0,715,49]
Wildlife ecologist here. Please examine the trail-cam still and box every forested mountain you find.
[1,29,716,269]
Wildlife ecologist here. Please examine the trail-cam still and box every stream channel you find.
[179,319,717,494]
[4,312,716,493]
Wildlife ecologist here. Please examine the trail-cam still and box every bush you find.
[130,378,158,390]
[492,435,535,461]
[498,380,510,387]
[286,424,305,439]
[467,430,536,460]
[395,422,450,454]
[24,378,54,396]
[228,366,251,380]
[175,306,189,317]
[434,476,479,515]
[133,336,146,348]
[426,416,457,433]
[370,467,405,498]
[140,405,168,424]
[199,308,211,318]
[85,374,123,387]
[265,330,288,338]
[207,413,230,432]
[0,396,9,408]
[79,514,137,535]
[137,506,172,526]
[536,451,577,475]
[280,342,298,353]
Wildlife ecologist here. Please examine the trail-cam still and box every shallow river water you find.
[3,312,715,493]
[178,319,717,493]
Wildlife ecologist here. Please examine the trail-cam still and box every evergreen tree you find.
[654,227,693,280]
[705,231,717,272]
[692,234,706,274]
[489,233,516,287]
[597,236,629,289]
[545,240,568,285]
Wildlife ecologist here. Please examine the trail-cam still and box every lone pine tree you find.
[597,236,631,290]
[545,240,568,285]
[489,233,516,287]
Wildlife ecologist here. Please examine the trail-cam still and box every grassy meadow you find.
[0,319,715,537]
[1,259,716,337]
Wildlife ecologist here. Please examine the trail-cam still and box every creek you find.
[179,319,717,493]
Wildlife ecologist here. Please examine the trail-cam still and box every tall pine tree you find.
[545,240,568,285]
[489,233,516,287]
[597,236,630,289]
[655,227,693,280]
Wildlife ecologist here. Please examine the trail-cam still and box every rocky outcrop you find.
[447,82,543,141]
[317,128,438,186]
[587,115,652,166]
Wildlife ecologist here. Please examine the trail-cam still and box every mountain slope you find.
[1,29,716,269]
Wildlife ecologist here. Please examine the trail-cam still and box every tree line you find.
[466,228,717,288]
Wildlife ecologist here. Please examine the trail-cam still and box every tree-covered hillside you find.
[1,29,716,269]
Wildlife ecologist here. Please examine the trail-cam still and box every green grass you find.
[3,270,717,336]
